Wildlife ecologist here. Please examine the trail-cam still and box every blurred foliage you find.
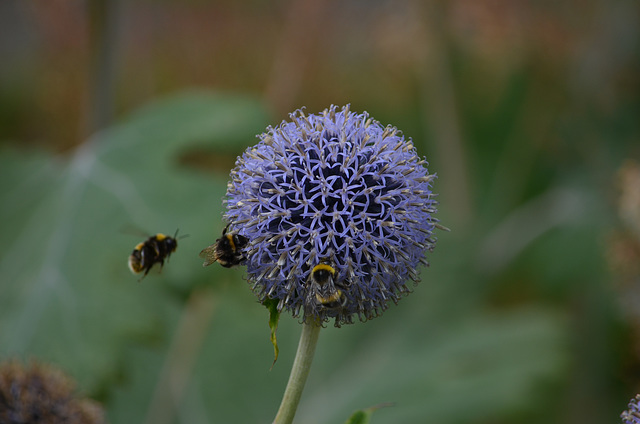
[1,0,639,423]
[0,92,271,419]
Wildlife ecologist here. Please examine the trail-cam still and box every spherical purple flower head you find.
[622,395,640,424]
[225,105,438,326]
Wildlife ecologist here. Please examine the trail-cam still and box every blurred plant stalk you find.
[88,0,121,133]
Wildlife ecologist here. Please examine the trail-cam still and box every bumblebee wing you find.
[199,244,219,267]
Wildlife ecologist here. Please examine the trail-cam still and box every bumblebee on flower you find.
[224,104,440,326]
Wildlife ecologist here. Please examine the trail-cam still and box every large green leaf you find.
[0,91,270,392]
[292,308,565,424]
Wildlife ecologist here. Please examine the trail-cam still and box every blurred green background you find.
[1,0,639,423]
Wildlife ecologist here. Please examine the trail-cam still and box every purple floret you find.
[622,395,640,424]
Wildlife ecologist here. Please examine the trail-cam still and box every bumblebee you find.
[306,262,347,311]
[128,230,180,279]
[199,224,248,267]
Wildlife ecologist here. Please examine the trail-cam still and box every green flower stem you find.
[273,321,322,424]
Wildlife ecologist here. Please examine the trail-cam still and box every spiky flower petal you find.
[622,394,640,424]
[225,105,439,325]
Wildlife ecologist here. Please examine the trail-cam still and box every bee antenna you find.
[173,229,190,240]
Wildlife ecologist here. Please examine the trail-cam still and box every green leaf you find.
[294,306,566,424]
[0,91,269,393]
[264,297,282,369]
[344,403,395,424]
[345,410,369,424]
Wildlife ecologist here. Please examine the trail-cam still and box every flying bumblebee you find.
[128,230,180,280]
[199,224,249,267]
[305,262,347,312]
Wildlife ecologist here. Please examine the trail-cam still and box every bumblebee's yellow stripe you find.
[226,234,236,251]
[316,289,343,304]
[155,234,167,241]
[312,263,335,275]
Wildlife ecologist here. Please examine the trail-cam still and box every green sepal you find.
[344,403,394,424]
[263,297,281,369]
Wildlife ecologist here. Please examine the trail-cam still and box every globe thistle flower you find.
[622,394,640,424]
[225,105,439,326]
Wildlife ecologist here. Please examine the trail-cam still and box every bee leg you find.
[138,269,148,282]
